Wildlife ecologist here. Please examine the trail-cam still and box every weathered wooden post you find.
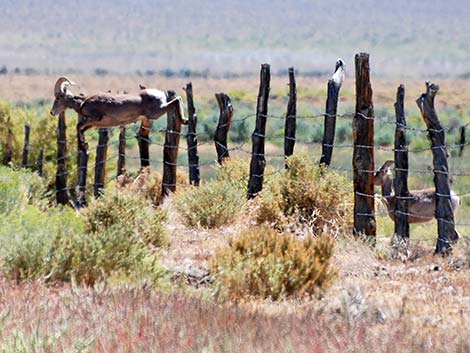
[320,60,345,167]
[214,93,234,164]
[284,67,296,162]
[247,63,270,199]
[459,126,466,157]
[56,112,69,205]
[184,82,200,186]
[75,115,89,207]
[137,118,151,168]
[117,126,126,177]
[352,53,376,239]
[22,124,30,168]
[36,149,44,177]
[416,82,459,254]
[93,128,109,198]
[2,117,13,165]
[162,90,181,198]
[393,84,410,239]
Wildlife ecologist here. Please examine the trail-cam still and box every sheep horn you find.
[380,160,395,172]
[54,77,75,96]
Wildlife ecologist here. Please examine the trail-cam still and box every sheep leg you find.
[77,121,93,153]
[162,98,188,125]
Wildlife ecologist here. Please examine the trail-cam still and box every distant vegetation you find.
[1,0,470,78]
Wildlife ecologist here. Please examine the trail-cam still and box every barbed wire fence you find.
[4,53,470,254]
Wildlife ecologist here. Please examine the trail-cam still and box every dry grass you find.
[0,238,469,352]
[4,74,470,110]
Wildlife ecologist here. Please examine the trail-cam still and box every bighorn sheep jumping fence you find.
[2,52,470,254]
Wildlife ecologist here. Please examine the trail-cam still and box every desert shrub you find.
[0,166,47,213]
[174,179,245,229]
[0,206,84,281]
[255,153,353,235]
[81,189,167,248]
[211,226,336,301]
[216,157,250,190]
[0,205,165,285]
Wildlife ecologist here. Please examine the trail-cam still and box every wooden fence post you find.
[76,149,89,207]
[320,60,344,166]
[93,128,109,198]
[137,118,151,168]
[2,117,13,165]
[184,82,200,186]
[214,93,234,164]
[247,63,270,199]
[22,124,30,168]
[459,126,466,157]
[416,82,459,254]
[56,112,69,205]
[393,84,410,239]
[352,53,376,239]
[162,90,181,198]
[284,67,296,162]
[36,149,44,177]
[117,126,126,176]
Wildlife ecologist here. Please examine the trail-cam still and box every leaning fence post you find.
[56,112,69,205]
[117,126,126,177]
[320,60,344,167]
[93,128,109,198]
[2,117,13,165]
[184,82,200,186]
[394,84,410,239]
[459,126,466,157]
[352,53,376,239]
[247,63,270,199]
[416,82,459,254]
[22,124,30,168]
[162,90,181,198]
[137,118,151,168]
[214,93,234,164]
[284,67,296,163]
[36,149,44,177]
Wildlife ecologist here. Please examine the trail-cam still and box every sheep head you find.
[374,160,394,186]
[50,77,76,116]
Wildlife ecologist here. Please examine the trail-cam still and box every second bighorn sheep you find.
[50,77,187,151]
[374,160,460,223]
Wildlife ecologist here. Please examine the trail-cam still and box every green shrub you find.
[216,157,250,190]
[211,226,336,301]
[174,179,246,229]
[0,166,46,213]
[0,206,84,281]
[81,189,167,248]
[255,153,353,235]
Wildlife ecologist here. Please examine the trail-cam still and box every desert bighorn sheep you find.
[374,160,460,223]
[50,77,187,151]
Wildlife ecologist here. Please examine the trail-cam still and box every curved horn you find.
[54,77,74,96]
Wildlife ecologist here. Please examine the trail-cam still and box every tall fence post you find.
[93,128,109,198]
[416,82,459,254]
[137,118,151,168]
[56,112,69,205]
[117,126,126,177]
[459,126,466,157]
[284,67,296,163]
[162,90,181,198]
[247,63,270,199]
[214,93,234,164]
[394,84,410,239]
[320,60,344,167]
[76,115,89,207]
[184,82,200,186]
[36,149,44,177]
[352,53,376,239]
[2,117,13,165]
[22,124,30,168]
